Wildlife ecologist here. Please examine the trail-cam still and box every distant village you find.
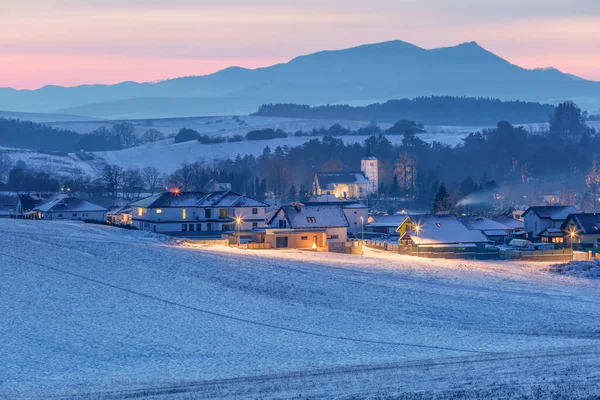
[2,147,600,263]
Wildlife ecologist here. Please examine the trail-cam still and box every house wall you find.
[46,210,106,222]
[344,208,368,233]
[524,214,564,238]
[326,227,348,243]
[265,230,327,249]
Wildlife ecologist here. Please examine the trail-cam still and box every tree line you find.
[252,96,556,125]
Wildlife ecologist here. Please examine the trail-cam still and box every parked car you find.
[508,239,534,249]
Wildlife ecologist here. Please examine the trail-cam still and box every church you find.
[312,153,379,199]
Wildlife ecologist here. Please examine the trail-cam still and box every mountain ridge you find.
[1,40,598,118]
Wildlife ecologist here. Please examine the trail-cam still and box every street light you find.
[569,228,576,261]
[414,224,421,258]
[235,216,243,247]
[360,216,364,245]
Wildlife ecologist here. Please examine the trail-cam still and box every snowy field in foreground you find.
[1,220,600,399]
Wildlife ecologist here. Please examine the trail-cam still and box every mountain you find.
[1,40,599,118]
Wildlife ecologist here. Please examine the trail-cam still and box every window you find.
[222,225,228,231]
[205,209,211,218]
[329,235,339,239]
[73,213,77,217]
[207,222,212,231]
[219,208,229,218]
[156,209,162,214]
[252,208,258,215]
[541,237,548,243]
[137,208,143,217]
[182,224,187,231]
[278,219,287,228]
[58,214,63,218]
[252,222,258,229]
[196,224,202,231]
[189,224,195,232]
[552,237,564,243]
[301,236,308,240]
[182,209,187,220]
[307,217,316,223]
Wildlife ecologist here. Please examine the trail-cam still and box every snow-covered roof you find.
[34,197,108,213]
[460,217,510,231]
[491,216,524,230]
[316,172,368,189]
[402,215,489,245]
[305,200,368,209]
[130,192,207,208]
[0,192,20,208]
[540,227,563,236]
[564,213,600,235]
[269,204,349,229]
[368,215,409,227]
[130,191,268,209]
[107,205,132,215]
[483,230,509,237]
[523,206,579,220]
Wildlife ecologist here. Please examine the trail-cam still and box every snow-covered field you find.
[2,220,600,399]
[550,259,600,279]
[0,146,99,177]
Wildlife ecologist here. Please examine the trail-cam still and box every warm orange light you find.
[312,243,317,249]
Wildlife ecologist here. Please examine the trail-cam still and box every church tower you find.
[361,144,379,195]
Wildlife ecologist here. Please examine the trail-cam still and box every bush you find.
[245,129,288,140]
[174,128,200,143]
[198,135,227,144]
[228,135,244,142]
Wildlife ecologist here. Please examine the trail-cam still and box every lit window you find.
[219,208,228,218]
[436,223,441,227]
[137,208,143,217]
[156,209,162,214]
[182,208,187,220]
[307,217,316,223]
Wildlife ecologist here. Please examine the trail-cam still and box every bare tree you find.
[0,153,13,182]
[142,166,162,194]
[101,164,124,199]
[142,129,166,143]
[112,123,137,148]
[122,167,144,200]
[166,162,195,191]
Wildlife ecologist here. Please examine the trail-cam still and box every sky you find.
[2,0,599,90]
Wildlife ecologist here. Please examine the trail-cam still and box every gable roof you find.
[563,213,600,235]
[18,194,41,212]
[130,192,207,208]
[459,216,512,231]
[0,192,21,216]
[315,172,368,189]
[269,204,349,229]
[400,214,488,245]
[34,197,108,213]
[368,214,409,228]
[523,206,579,220]
[130,191,268,209]
[491,216,524,230]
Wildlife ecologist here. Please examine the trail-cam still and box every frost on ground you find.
[1,220,600,399]
[550,259,600,279]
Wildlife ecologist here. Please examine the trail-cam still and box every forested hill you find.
[252,97,556,125]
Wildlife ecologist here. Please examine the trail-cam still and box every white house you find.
[0,192,23,218]
[130,190,269,236]
[522,205,579,239]
[398,214,489,249]
[106,205,133,226]
[459,216,524,243]
[312,153,379,199]
[33,197,108,222]
[265,204,349,249]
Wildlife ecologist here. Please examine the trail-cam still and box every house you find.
[202,179,232,192]
[0,192,22,218]
[365,214,408,235]
[460,216,524,243]
[305,196,368,233]
[312,153,378,199]
[33,197,108,222]
[130,190,269,236]
[398,214,489,249]
[522,205,579,239]
[561,213,600,248]
[106,205,133,226]
[265,204,349,249]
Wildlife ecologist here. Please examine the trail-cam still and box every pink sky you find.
[2,1,599,89]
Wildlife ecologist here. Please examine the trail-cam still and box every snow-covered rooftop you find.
[270,204,349,229]
[34,197,108,213]
[524,206,579,220]
[316,172,368,189]
[403,215,489,246]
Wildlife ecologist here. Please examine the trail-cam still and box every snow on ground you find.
[1,220,600,399]
[0,146,98,177]
[550,259,600,279]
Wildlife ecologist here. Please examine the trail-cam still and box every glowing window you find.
[156,209,162,214]
[182,208,187,220]
[137,208,143,217]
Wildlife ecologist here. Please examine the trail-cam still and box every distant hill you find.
[1,40,599,118]
[252,97,556,126]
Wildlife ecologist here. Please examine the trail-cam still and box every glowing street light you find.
[569,227,577,260]
[360,216,364,246]
[235,216,243,247]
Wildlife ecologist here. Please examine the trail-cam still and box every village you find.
[1,150,598,264]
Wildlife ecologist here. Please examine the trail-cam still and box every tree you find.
[459,176,477,196]
[142,166,162,194]
[432,183,452,213]
[287,184,297,202]
[142,129,165,143]
[0,153,13,182]
[122,167,144,200]
[388,175,401,198]
[174,128,200,143]
[550,101,590,142]
[395,152,417,196]
[386,119,425,135]
[113,123,137,148]
[101,164,124,198]
[586,160,600,212]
